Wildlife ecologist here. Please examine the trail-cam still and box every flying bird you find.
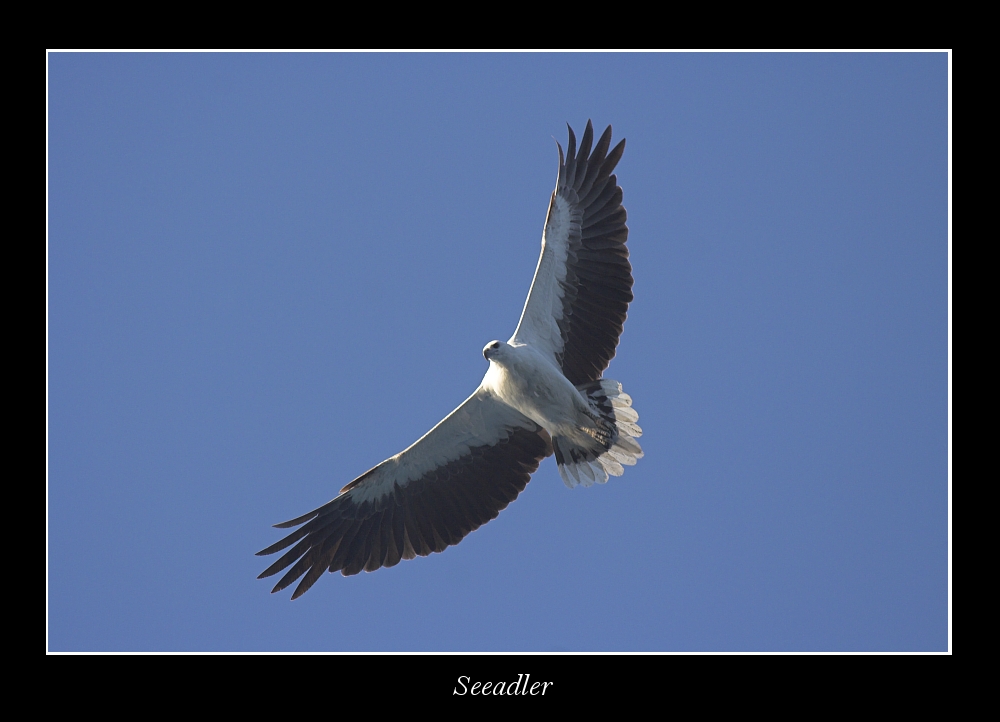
[258,120,642,598]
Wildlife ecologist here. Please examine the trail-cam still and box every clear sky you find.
[48,52,948,651]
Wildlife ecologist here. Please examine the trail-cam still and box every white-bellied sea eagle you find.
[258,121,642,598]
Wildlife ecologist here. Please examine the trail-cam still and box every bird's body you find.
[258,121,642,598]
[483,341,590,437]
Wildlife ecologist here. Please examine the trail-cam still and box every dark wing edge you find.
[555,120,633,386]
[256,427,552,600]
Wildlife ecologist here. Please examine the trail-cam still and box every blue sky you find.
[48,52,949,651]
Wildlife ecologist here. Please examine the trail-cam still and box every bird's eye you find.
[491,342,500,349]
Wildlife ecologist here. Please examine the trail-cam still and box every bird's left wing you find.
[511,121,632,386]
[257,386,552,599]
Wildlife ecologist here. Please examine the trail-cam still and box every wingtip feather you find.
[579,120,594,158]
[273,511,317,529]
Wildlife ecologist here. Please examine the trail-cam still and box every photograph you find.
[47,51,949,652]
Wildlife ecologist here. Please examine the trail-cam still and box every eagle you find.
[258,121,642,598]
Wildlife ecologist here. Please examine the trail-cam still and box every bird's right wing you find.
[257,386,552,599]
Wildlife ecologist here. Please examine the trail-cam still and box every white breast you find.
[483,344,588,435]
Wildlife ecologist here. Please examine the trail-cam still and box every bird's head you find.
[483,340,503,361]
